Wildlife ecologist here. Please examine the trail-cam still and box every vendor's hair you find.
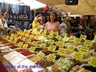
[49,11,58,22]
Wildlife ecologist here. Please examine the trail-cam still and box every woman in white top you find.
[0,12,8,38]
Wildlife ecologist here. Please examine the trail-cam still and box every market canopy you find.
[37,0,96,15]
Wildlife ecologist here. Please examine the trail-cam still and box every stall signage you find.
[73,52,83,61]
[48,39,54,45]
[37,51,45,59]
[48,45,56,52]
[47,54,56,62]
[58,48,66,56]
[40,43,46,49]
[22,44,28,49]
[89,57,96,67]
[74,38,81,44]
[84,40,92,47]
[29,47,36,52]
[57,41,64,47]
[80,35,87,40]
[80,46,89,54]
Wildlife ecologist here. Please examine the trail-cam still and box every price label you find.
[48,45,56,52]
[72,52,83,61]
[57,41,64,47]
[32,41,38,46]
[22,44,28,49]
[74,37,81,44]
[18,42,23,47]
[89,57,96,67]
[13,38,17,44]
[94,35,96,41]
[50,30,54,35]
[47,54,56,62]
[67,44,75,51]
[29,46,36,52]
[37,51,45,59]
[70,36,75,40]
[30,35,34,39]
[84,40,92,47]
[40,43,46,48]
[58,48,66,56]
[48,39,54,45]
[63,37,69,42]
[54,31,58,36]
[56,35,61,40]
[62,32,67,37]
[80,46,89,54]
[80,35,87,40]
[48,34,53,38]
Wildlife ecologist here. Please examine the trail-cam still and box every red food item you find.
[16,49,33,56]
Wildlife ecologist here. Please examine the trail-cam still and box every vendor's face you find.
[3,12,7,19]
[50,13,56,21]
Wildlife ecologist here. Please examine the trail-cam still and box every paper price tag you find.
[29,47,36,52]
[32,41,38,46]
[22,44,28,49]
[48,39,54,45]
[67,44,75,51]
[80,46,89,54]
[72,52,83,61]
[89,57,96,67]
[13,39,17,44]
[74,37,81,44]
[56,35,61,40]
[63,37,69,42]
[40,43,46,48]
[48,34,53,38]
[70,36,75,40]
[47,54,56,62]
[58,48,66,56]
[18,42,23,47]
[84,40,92,47]
[48,45,56,52]
[80,35,87,40]
[57,41,64,47]
[37,51,45,59]
[62,32,67,37]
[94,35,96,41]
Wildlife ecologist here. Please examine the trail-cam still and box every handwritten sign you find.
[57,41,64,47]
[80,46,89,54]
[89,57,96,67]
[72,52,83,61]
[37,51,45,59]
[80,35,87,40]
[29,47,36,52]
[62,32,67,37]
[67,44,75,51]
[48,45,56,52]
[32,41,38,46]
[58,48,66,56]
[40,43,46,48]
[63,37,69,42]
[48,39,54,45]
[74,37,81,44]
[18,42,23,47]
[47,54,56,62]
[56,35,61,40]
[84,40,92,47]
[22,44,28,49]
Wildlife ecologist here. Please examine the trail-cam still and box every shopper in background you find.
[0,11,9,38]
[60,18,68,34]
[32,14,43,30]
[45,11,61,35]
